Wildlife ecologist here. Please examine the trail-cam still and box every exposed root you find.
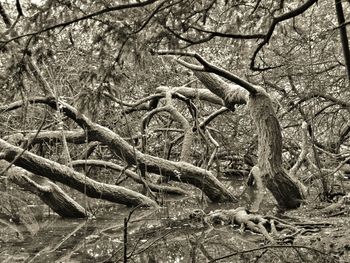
[319,192,350,215]
[189,207,330,243]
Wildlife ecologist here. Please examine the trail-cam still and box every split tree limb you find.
[157,51,305,209]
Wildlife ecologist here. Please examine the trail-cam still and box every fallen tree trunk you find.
[155,51,305,209]
[2,96,236,202]
[71,159,187,196]
[194,69,304,209]
[0,139,158,207]
[4,130,88,146]
[3,161,88,218]
[248,87,304,209]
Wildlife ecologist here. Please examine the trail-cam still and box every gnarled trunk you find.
[194,71,304,209]
[6,163,88,218]
[248,89,303,209]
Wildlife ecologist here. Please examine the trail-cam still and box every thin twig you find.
[209,244,335,262]
[0,110,47,176]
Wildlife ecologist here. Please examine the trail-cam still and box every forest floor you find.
[0,179,350,262]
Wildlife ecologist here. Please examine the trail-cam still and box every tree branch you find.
[155,50,258,94]
[250,0,318,71]
[71,159,187,195]
[155,86,229,108]
[0,96,236,202]
[190,25,265,40]
[1,0,159,46]
[141,90,193,162]
[335,0,350,82]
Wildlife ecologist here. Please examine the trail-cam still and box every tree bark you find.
[4,162,88,218]
[1,97,236,202]
[194,72,304,209]
[335,0,350,82]
[71,159,187,195]
[248,87,303,209]
[0,139,158,207]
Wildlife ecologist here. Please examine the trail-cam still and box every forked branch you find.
[154,50,258,95]
[250,0,318,70]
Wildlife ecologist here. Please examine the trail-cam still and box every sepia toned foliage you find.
[1,1,350,261]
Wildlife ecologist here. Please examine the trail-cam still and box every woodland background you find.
[0,0,350,262]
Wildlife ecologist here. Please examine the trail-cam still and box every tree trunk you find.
[335,0,350,82]
[1,97,236,202]
[0,139,158,207]
[194,72,304,209]
[5,162,88,218]
[248,88,303,209]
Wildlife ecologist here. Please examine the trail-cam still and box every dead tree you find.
[3,161,88,218]
[156,51,305,210]
[0,139,158,207]
[0,97,236,203]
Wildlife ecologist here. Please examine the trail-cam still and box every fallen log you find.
[4,162,88,218]
[71,159,188,196]
[3,96,236,202]
[0,139,158,208]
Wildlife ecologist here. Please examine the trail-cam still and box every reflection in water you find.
[2,193,335,263]
[0,193,268,263]
[0,177,346,262]
[0,195,260,262]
